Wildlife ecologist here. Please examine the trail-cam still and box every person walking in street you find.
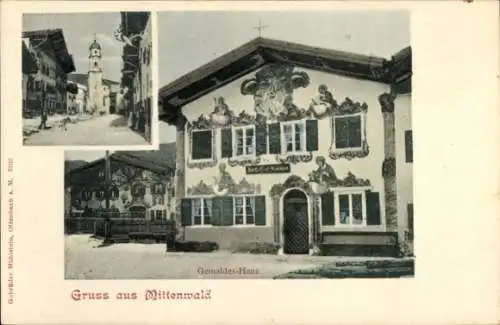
[38,93,48,130]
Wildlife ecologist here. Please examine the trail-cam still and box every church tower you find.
[87,35,104,113]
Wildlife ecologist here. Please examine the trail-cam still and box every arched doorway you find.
[283,189,309,254]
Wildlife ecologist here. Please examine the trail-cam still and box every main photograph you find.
[65,11,413,279]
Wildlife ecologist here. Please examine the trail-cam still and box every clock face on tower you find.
[92,49,100,57]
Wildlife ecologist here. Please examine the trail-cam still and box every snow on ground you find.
[24,114,148,146]
[65,234,402,280]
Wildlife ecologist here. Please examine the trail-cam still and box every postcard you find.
[1,1,499,324]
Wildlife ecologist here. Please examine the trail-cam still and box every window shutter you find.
[306,119,319,152]
[405,130,413,163]
[211,197,223,226]
[348,116,362,147]
[366,191,381,225]
[334,118,349,149]
[268,123,281,154]
[221,128,232,158]
[181,198,192,226]
[254,195,266,225]
[221,196,234,226]
[192,130,212,160]
[321,191,335,225]
[255,124,268,156]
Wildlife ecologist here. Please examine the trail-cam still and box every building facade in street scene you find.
[159,38,412,256]
[22,29,76,116]
[74,82,88,114]
[118,11,152,141]
[22,41,39,115]
[67,73,120,115]
[66,150,176,221]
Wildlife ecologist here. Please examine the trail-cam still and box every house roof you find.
[158,37,412,124]
[22,29,76,74]
[22,41,38,74]
[120,12,150,36]
[67,73,120,88]
[66,146,175,180]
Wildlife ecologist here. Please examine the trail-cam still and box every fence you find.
[64,212,176,238]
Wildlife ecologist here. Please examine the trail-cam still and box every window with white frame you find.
[233,196,255,225]
[152,209,167,220]
[191,198,212,225]
[333,115,363,149]
[282,121,306,153]
[337,192,366,226]
[233,126,255,157]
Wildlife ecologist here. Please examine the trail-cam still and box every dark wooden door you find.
[283,189,309,254]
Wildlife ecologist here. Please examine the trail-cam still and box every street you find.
[65,235,410,279]
[23,114,149,146]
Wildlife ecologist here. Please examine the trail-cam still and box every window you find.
[191,198,212,225]
[282,121,306,153]
[334,115,362,149]
[191,130,213,160]
[152,210,167,220]
[337,192,367,226]
[407,203,414,240]
[233,196,255,225]
[405,130,413,163]
[234,126,255,157]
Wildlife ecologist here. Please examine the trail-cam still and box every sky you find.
[66,11,409,162]
[23,13,123,82]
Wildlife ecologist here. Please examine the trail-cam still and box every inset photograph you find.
[22,12,153,146]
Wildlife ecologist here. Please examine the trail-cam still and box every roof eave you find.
[158,37,387,99]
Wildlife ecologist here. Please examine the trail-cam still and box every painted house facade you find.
[22,41,39,114]
[66,152,176,221]
[159,38,412,256]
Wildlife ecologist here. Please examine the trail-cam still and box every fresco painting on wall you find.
[241,63,310,119]
[309,84,337,116]
[68,159,171,215]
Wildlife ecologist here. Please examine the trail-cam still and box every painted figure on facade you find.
[308,156,337,184]
[210,96,231,126]
[211,162,235,195]
[153,183,164,194]
[310,84,336,115]
[241,64,310,119]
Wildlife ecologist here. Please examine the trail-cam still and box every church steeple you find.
[88,32,104,112]
[88,33,102,73]
[89,33,102,59]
